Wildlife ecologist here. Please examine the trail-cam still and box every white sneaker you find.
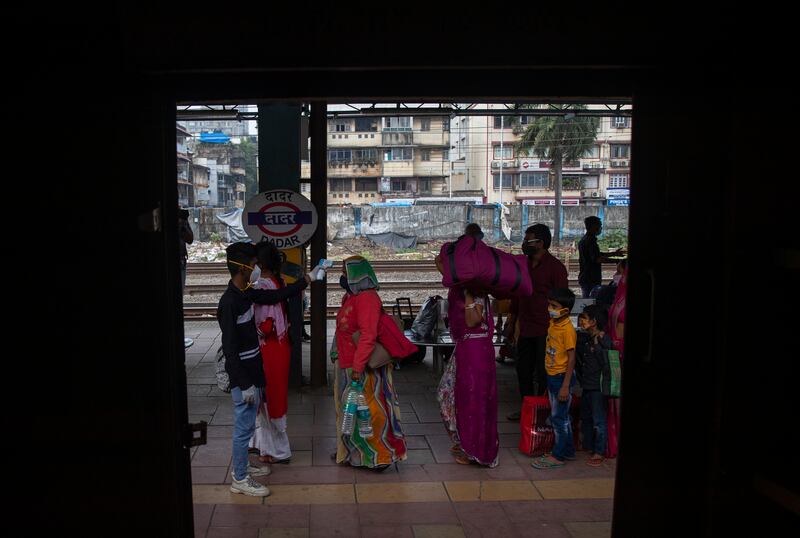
[230,475,270,497]
[247,464,271,477]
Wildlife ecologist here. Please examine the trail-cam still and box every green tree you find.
[238,136,259,197]
[513,105,598,244]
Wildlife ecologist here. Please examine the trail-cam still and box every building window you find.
[355,178,377,191]
[442,119,450,131]
[355,118,377,132]
[421,149,431,161]
[353,149,377,161]
[419,178,433,193]
[562,175,584,190]
[609,174,629,188]
[613,117,631,129]
[584,175,599,189]
[583,145,600,158]
[492,173,515,190]
[443,149,450,160]
[384,148,413,161]
[420,118,431,131]
[493,116,515,129]
[334,121,348,132]
[520,172,549,189]
[330,178,352,192]
[392,179,415,191]
[611,144,631,159]
[384,116,411,130]
[493,145,513,159]
[328,150,352,162]
[371,134,375,138]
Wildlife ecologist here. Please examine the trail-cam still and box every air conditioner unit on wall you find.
[491,161,500,169]
[591,191,599,198]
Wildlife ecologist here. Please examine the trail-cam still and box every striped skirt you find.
[335,365,407,468]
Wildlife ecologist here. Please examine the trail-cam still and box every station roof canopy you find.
[176,101,633,122]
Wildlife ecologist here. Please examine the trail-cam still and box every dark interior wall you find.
[26,6,793,537]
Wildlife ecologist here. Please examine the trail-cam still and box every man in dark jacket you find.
[218,242,311,496]
[576,304,613,465]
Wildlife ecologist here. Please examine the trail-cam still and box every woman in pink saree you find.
[606,267,627,458]
[435,255,499,467]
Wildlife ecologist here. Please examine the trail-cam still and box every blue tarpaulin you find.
[369,202,413,207]
[200,131,231,143]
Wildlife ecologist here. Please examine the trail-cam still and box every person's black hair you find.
[225,242,256,277]
[581,303,608,331]
[256,241,283,275]
[464,222,483,238]
[548,287,575,311]
[584,215,601,229]
[525,223,552,250]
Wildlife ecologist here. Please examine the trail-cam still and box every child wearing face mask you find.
[531,287,577,469]
[576,304,612,466]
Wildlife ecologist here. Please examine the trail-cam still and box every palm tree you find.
[513,105,599,245]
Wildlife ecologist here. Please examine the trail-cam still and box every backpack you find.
[411,295,442,340]
[214,345,231,393]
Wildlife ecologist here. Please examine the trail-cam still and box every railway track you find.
[184,278,584,296]
[183,303,423,320]
[187,260,617,276]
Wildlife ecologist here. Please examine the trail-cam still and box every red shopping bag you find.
[518,396,554,456]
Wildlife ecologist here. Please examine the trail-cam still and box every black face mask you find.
[339,274,352,294]
[522,244,536,257]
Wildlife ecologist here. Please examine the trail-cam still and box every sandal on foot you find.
[455,454,471,465]
[531,455,566,469]
[449,445,462,454]
[586,456,605,467]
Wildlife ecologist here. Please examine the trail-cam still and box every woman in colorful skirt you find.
[332,256,407,471]
[248,242,296,464]
[436,254,500,467]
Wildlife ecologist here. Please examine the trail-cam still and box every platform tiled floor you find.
[186,321,616,538]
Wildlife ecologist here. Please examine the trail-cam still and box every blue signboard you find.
[607,199,630,206]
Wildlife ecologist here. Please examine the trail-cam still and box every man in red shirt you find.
[505,224,569,421]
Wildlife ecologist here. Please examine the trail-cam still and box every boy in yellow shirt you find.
[532,288,577,469]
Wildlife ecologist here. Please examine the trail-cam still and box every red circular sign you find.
[257,202,302,237]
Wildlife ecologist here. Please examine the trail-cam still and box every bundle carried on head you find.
[438,235,532,298]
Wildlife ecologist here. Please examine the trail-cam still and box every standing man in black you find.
[577,216,625,299]
[179,207,195,348]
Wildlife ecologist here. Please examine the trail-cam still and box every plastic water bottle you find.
[356,391,373,438]
[341,381,360,435]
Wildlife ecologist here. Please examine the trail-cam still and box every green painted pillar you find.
[257,103,304,388]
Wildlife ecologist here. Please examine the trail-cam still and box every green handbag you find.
[601,349,622,398]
